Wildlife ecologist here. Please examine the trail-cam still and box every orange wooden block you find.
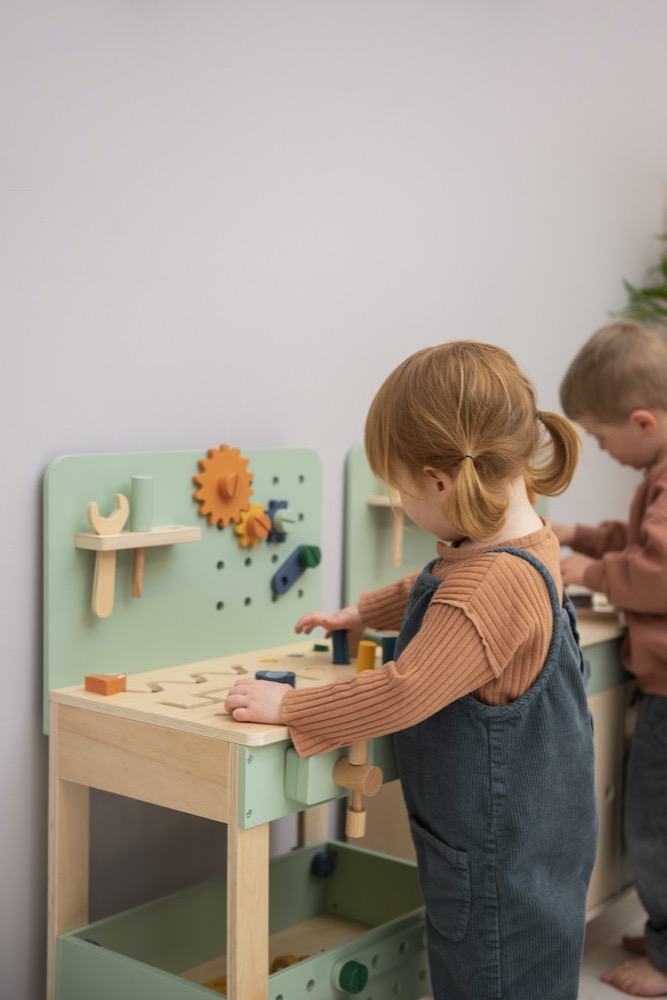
[84,673,127,696]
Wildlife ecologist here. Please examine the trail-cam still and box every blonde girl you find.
[226,341,597,1000]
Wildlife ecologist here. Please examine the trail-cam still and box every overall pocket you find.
[409,818,471,942]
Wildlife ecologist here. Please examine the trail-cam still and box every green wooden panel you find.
[238,735,400,828]
[43,448,321,731]
[583,636,630,695]
[58,937,213,1000]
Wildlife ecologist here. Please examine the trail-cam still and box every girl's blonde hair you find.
[560,321,667,423]
[364,341,580,540]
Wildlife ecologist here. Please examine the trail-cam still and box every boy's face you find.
[579,412,666,469]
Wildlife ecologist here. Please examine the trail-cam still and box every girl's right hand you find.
[295,604,363,637]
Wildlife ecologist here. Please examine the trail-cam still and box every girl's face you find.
[393,467,464,543]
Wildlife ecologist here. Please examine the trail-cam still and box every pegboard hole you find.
[297,589,304,599]
[371,955,379,969]
[299,474,305,483]
[271,553,279,563]
[216,601,225,611]
[272,475,280,484]
[399,941,409,955]
[217,561,225,570]
[306,982,316,993]
[244,597,252,607]
[244,557,252,567]
[298,512,305,521]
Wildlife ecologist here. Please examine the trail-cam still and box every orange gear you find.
[234,503,272,548]
[192,444,253,527]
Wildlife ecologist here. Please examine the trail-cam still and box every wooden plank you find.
[48,704,90,1000]
[227,743,269,1000]
[56,705,230,822]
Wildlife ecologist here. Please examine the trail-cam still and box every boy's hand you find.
[224,679,290,724]
[561,553,596,588]
[295,605,363,637]
[552,523,576,547]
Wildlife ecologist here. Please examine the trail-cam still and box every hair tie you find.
[536,411,543,421]
[462,454,475,462]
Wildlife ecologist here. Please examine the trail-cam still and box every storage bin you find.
[56,841,429,1000]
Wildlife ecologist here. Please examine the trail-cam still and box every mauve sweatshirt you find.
[575,456,667,696]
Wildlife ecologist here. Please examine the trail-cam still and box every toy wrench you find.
[87,494,129,618]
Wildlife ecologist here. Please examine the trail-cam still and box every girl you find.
[225,341,598,1000]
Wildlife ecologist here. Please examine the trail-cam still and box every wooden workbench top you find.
[50,640,360,747]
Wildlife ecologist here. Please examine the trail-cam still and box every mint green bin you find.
[57,842,429,1000]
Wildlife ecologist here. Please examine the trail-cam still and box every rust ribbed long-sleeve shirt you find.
[282,521,562,757]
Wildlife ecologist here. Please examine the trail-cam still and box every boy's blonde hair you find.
[560,321,667,423]
[364,341,580,540]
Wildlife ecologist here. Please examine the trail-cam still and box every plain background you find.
[2,2,667,997]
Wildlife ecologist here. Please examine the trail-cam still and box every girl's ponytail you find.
[527,411,581,498]
[445,457,509,539]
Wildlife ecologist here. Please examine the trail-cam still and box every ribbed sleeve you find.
[282,524,560,757]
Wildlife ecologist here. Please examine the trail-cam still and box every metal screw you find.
[247,754,254,764]
[246,809,253,819]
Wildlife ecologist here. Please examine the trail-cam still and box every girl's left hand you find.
[224,679,290,724]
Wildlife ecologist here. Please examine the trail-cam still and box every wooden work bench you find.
[48,642,429,1000]
[44,449,428,1000]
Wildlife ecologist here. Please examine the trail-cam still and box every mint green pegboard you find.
[343,444,549,605]
[43,448,321,732]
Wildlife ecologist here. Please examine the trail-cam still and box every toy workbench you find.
[45,448,429,1000]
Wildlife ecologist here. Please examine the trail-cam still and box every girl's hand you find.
[224,679,290,724]
[561,553,596,588]
[295,605,363,637]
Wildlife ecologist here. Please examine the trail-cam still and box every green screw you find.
[338,960,369,994]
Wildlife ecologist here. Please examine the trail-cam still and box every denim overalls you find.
[393,548,598,1000]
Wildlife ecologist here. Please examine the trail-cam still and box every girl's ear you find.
[629,409,658,436]
[423,466,454,495]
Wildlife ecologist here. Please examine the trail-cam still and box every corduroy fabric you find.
[394,548,598,1000]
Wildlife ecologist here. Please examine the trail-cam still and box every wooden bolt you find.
[333,740,383,838]
[218,473,239,500]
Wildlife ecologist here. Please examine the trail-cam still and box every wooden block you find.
[84,673,127,696]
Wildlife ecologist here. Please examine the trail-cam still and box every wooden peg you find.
[333,740,382,838]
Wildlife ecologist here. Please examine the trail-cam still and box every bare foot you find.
[623,936,647,955]
[601,957,667,996]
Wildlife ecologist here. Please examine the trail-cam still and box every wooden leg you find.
[298,803,330,846]
[227,744,269,1000]
[47,705,90,1000]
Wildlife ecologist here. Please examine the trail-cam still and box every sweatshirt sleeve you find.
[572,520,628,558]
[583,505,667,613]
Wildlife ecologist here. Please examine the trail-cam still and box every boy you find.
[554,321,667,997]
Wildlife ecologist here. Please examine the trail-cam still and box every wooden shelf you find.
[75,525,200,552]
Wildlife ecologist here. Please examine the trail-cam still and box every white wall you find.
[2,2,666,996]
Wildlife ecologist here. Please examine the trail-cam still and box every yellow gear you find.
[234,503,272,548]
[192,444,253,528]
